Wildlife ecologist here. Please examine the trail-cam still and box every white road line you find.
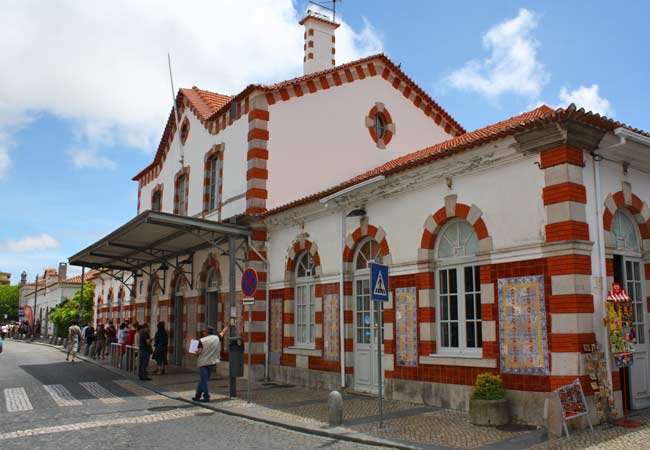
[113,379,165,401]
[4,387,33,412]
[43,385,82,407]
[79,382,125,404]
[0,407,212,440]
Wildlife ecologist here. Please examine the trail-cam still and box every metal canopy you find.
[68,210,251,275]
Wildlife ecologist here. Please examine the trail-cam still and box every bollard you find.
[328,391,343,427]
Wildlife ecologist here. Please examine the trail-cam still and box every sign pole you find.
[241,267,258,404]
[248,304,252,403]
[377,300,383,429]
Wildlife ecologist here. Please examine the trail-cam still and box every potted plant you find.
[469,372,509,426]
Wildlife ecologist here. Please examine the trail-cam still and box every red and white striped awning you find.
[607,289,631,302]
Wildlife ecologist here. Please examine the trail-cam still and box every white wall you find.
[138,107,249,219]
[266,74,454,210]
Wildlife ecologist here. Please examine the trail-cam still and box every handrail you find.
[109,342,140,374]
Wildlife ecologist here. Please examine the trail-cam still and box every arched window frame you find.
[207,154,222,212]
[435,219,482,356]
[294,251,315,347]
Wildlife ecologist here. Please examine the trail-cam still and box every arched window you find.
[174,175,187,216]
[436,220,482,354]
[207,154,222,212]
[206,268,219,330]
[611,210,640,252]
[355,238,382,270]
[295,251,315,346]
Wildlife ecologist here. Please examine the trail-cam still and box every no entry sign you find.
[241,267,258,304]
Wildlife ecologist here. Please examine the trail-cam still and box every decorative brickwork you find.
[246,101,270,214]
[202,144,224,217]
[173,166,190,216]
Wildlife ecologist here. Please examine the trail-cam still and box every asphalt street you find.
[0,340,387,450]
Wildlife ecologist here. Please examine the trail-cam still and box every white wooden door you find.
[625,259,650,409]
[353,278,383,393]
[173,295,184,366]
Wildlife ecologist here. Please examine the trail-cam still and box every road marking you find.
[79,382,125,404]
[113,379,165,401]
[4,388,33,412]
[0,407,212,440]
[43,385,82,407]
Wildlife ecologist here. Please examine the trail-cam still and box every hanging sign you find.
[370,262,389,302]
[241,268,258,305]
[605,282,635,368]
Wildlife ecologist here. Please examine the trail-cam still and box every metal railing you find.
[109,343,140,374]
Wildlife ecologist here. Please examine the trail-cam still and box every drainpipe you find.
[248,235,270,381]
[340,210,346,388]
[592,134,626,409]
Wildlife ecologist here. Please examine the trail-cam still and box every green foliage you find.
[49,282,95,336]
[471,372,506,400]
[0,284,20,321]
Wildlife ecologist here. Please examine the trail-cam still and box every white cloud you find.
[559,84,613,116]
[446,9,549,100]
[0,1,382,166]
[3,234,61,253]
[68,148,116,170]
[0,133,9,180]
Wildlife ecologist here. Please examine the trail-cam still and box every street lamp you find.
[32,274,38,338]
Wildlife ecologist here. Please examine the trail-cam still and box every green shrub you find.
[471,373,505,400]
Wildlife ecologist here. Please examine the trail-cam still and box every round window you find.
[366,103,395,149]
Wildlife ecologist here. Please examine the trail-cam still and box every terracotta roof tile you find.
[180,87,230,121]
[261,104,648,216]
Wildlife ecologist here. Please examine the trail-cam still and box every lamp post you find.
[78,267,85,324]
[32,275,38,338]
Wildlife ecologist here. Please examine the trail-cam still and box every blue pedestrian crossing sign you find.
[370,262,389,302]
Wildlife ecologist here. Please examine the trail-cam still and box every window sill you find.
[419,354,497,368]
[284,346,321,357]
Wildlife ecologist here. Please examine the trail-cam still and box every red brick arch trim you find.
[603,189,650,242]
[202,144,224,217]
[285,237,322,283]
[180,116,190,145]
[365,103,396,149]
[197,252,222,292]
[151,183,164,211]
[419,196,493,254]
[343,224,391,265]
[169,270,188,294]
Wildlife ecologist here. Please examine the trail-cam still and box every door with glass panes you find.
[353,238,384,394]
[623,258,650,409]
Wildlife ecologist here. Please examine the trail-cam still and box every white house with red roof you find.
[82,10,650,425]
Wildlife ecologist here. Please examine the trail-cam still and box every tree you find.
[49,282,95,336]
[0,284,19,321]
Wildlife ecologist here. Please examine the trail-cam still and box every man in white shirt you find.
[192,326,228,402]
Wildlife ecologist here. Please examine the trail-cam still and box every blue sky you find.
[0,0,648,283]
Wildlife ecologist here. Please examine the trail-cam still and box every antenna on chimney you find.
[167,52,184,167]
[308,0,340,22]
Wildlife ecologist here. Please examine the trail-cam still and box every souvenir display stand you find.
[604,283,642,427]
[556,379,594,436]
[583,342,616,422]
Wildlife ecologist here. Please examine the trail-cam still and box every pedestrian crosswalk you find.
[1,380,165,413]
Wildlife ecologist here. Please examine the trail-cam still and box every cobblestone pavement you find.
[0,340,392,450]
[531,409,650,450]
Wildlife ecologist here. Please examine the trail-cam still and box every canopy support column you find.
[229,235,237,398]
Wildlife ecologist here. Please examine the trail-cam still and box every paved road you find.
[0,340,387,450]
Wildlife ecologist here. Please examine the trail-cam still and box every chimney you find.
[58,262,67,282]
[300,10,339,75]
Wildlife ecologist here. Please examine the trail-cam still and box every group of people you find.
[66,320,170,380]
[0,321,30,339]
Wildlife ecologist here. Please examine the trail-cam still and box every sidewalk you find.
[24,337,631,450]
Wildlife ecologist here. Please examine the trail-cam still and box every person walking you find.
[66,321,82,362]
[117,322,128,368]
[153,322,168,375]
[192,326,228,402]
[138,323,153,380]
[93,323,106,359]
[85,323,95,356]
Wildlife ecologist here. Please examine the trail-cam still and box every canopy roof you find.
[68,210,251,272]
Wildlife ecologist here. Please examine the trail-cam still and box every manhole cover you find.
[496,424,537,432]
[147,405,194,412]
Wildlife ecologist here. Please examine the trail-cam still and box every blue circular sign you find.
[241,268,258,297]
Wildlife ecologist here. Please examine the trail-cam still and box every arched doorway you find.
[353,237,384,393]
[172,276,185,366]
[610,209,649,409]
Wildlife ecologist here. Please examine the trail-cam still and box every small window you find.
[230,101,238,120]
[355,238,382,270]
[437,220,479,259]
[180,117,190,144]
[208,155,221,211]
[151,190,162,212]
[175,175,187,216]
[374,113,387,139]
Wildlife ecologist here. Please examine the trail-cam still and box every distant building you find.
[0,271,10,286]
